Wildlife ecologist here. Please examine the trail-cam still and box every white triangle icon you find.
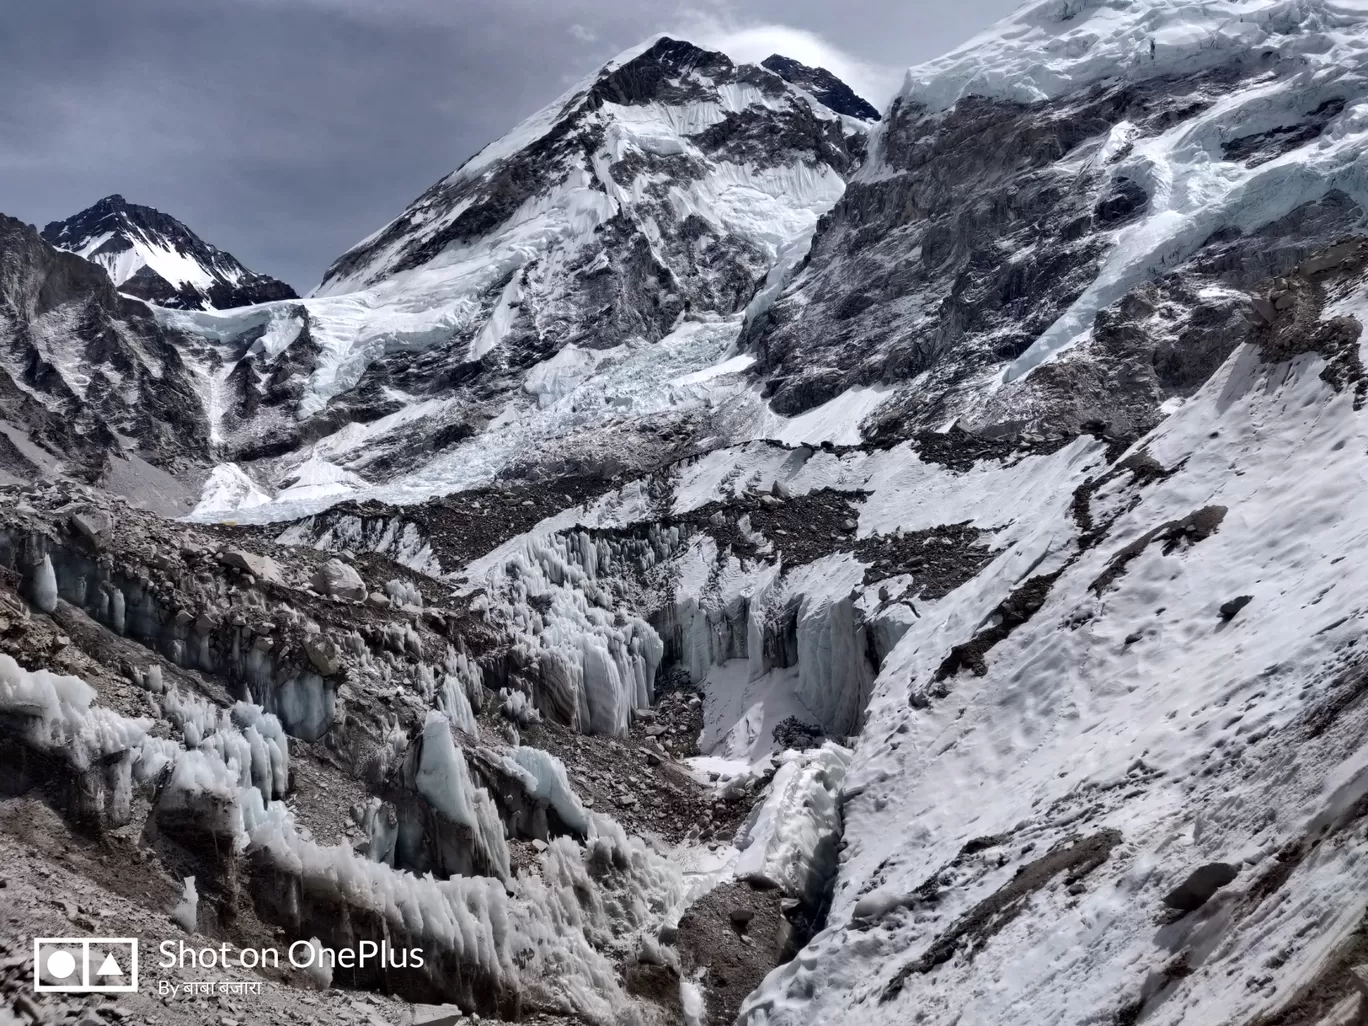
[96,952,123,977]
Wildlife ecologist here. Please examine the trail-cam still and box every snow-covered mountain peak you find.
[149,33,873,499]
[760,54,882,120]
[314,35,871,296]
[42,193,296,310]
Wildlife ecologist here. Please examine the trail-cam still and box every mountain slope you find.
[745,0,1368,446]
[0,213,211,506]
[42,194,297,310]
[741,260,1368,1026]
[13,7,1368,1026]
[163,37,873,506]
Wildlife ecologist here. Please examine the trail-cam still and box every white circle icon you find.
[45,950,77,980]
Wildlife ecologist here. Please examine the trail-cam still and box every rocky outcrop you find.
[0,214,212,483]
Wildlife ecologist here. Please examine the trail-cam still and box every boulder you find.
[218,548,284,585]
[1162,862,1239,912]
[304,635,343,676]
[412,1005,467,1026]
[311,558,367,601]
[69,509,114,549]
[1219,595,1253,620]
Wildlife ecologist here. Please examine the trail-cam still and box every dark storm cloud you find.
[0,0,1020,293]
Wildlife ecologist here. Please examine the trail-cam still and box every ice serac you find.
[734,743,852,906]
[746,0,1368,443]
[42,195,297,311]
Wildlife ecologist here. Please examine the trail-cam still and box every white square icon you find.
[33,938,138,993]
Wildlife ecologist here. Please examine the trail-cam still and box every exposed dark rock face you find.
[762,55,881,121]
[744,60,1367,443]
[1247,233,1368,407]
[42,194,296,311]
[1223,97,1346,167]
[0,214,211,483]
[880,830,1123,1001]
[1162,862,1239,911]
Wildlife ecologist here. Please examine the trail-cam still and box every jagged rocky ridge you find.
[0,214,212,503]
[759,55,881,121]
[42,195,297,311]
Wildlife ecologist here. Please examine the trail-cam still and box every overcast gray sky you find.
[0,0,1020,293]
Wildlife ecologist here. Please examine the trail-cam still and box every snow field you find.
[743,338,1368,1022]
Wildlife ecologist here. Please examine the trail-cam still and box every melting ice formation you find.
[472,529,666,737]
[0,653,289,839]
[411,710,512,880]
[0,653,718,1020]
[735,743,852,905]
[1,611,851,1017]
